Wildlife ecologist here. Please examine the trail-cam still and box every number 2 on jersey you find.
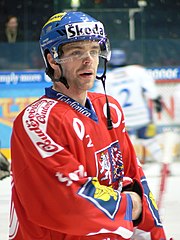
[119,88,132,108]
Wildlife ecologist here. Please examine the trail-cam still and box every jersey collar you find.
[45,87,98,122]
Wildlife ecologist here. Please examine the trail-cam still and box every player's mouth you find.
[79,70,94,78]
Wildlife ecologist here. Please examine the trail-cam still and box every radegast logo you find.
[65,22,105,39]
[23,98,64,158]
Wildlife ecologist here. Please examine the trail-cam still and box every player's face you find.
[60,40,100,91]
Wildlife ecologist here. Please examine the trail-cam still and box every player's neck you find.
[52,84,87,106]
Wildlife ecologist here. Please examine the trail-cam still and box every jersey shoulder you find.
[88,91,117,102]
[87,91,104,100]
[14,95,61,124]
[88,91,122,110]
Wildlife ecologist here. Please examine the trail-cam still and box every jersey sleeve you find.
[121,130,166,239]
[135,166,166,239]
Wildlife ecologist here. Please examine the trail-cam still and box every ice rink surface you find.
[0,162,180,240]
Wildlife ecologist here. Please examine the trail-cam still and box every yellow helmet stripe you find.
[43,12,67,28]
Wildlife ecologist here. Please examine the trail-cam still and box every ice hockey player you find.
[10,11,167,239]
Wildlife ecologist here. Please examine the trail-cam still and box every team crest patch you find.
[95,141,124,186]
[78,177,121,219]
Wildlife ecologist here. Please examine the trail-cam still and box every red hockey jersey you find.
[9,87,166,239]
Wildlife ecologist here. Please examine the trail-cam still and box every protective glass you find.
[53,39,111,64]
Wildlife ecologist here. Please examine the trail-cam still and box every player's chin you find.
[80,75,95,85]
[80,79,94,90]
[84,81,94,90]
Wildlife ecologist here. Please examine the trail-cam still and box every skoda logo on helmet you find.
[65,22,105,39]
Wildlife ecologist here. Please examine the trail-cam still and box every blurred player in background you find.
[96,49,163,164]
[10,11,166,239]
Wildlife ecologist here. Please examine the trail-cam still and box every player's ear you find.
[47,53,58,70]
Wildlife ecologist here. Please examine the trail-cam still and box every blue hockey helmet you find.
[40,11,111,66]
[108,49,127,68]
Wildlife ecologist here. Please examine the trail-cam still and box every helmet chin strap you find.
[96,59,113,130]
[55,64,70,89]
[48,63,69,89]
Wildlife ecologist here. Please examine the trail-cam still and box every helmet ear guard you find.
[99,37,111,61]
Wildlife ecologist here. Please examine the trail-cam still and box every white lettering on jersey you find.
[55,172,73,186]
[73,118,94,148]
[23,98,64,158]
[56,165,87,186]
[103,103,122,128]
[69,165,87,180]
[73,118,85,140]
[86,134,94,147]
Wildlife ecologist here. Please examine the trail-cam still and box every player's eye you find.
[70,50,82,58]
[90,49,99,57]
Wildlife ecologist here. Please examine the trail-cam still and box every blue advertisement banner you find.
[147,67,180,81]
[0,70,52,156]
[0,70,50,85]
